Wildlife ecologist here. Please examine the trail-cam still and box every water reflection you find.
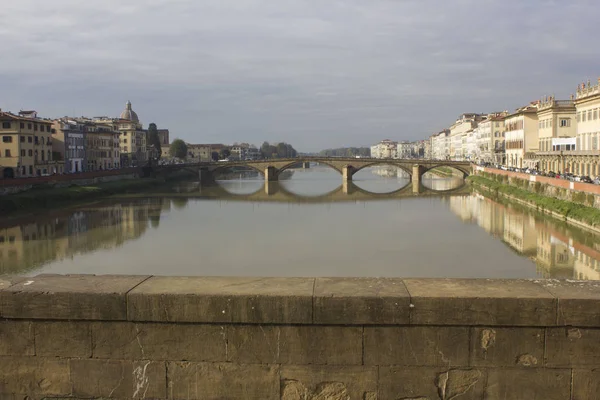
[353,166,410,193]
[446,194,600,280]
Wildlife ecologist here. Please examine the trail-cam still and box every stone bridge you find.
[144,180,470,203]
[159,157,472,184]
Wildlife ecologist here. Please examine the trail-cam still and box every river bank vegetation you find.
[468,175,600,229]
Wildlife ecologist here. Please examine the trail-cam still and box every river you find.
[1,165,599,279]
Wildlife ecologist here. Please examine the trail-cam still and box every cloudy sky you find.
[1,0,599,152]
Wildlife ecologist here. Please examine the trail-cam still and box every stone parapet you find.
[2,274,600,399]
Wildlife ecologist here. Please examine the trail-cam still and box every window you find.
[28,150,32,156]
[48,150,51,160]
[583,112,587,122]
[2,122,11,129]
[20,150,25,157]
[123,138,127,143]
[28,136,32,143]
[46,125,51,132]
[27,123,32,129]
[34,124,38,131]
[29,166,33,175]
[589,110,593,120]
[2,136,12,143]
[4,150,10,157]
[594,109,598,120]
[20,122,24,129]
[560,119,570,127]
[20,136,25,143]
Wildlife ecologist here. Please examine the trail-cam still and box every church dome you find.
[120,100,139,123]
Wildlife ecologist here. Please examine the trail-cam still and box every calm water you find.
[1,165,599,279]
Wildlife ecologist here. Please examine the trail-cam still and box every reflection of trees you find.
[171,198,189,210]
[0,198,167,275]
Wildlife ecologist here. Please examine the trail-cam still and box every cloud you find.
[0,0,599,150]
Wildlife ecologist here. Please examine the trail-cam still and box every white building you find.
[431,130,450,160]
[370,140,397,159]
[505,104,539,169]
[397,141,412,159]
[575,78,600,176]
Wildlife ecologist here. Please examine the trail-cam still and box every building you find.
[83,120,120,170]
[504,104,539,169]
[158,129,170,158]
[449,113,483,160]
[431,130,450,160]
[574,78,600,176]
[370,140,397,159]
[0,110,62,178]
[52,118,86,173]
[476,113,507,164]
[397,141,412,159]
[116,101,148,167]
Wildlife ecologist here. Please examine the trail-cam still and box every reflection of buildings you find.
[370,166,409,178]
[447,194,600,280]
[0,199,168,275]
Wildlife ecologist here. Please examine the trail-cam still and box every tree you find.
[147,123,162,161]
[219,148,231,159]
[169,139,188,159]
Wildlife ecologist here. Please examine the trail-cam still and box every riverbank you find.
[0,177,170,216]
[468,175,600,233]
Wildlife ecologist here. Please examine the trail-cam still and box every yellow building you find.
[535,96,576,172]
[117,101,148,166]
[0,110,63,178]
[504,104,539,169]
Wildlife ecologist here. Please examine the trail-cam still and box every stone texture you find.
[469,327,544,367]
[542,280,600,326]
[0,320,33,356]
[313,277,410,325]
[364,326,469,366]
[403,279,556,326]
[128,276,314,323]
[280,366,377,400]
[279,326,362,365]
[484,368,571,400]
[572,368,600,400]
[92,321,226,361]
[0,274,149,320]
[546,327,600,367]
[71,359,166,399]
[228,325,280,364]
[167,362,278,400]
[379,366,485,400]
[35,321,91,357]
[0,356,70,397]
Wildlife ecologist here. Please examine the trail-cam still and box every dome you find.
[119,100,139,123]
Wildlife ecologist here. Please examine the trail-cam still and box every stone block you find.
[470,327,544,367]
[403,279,556,326]
[280,366,377,400]
[313,277,410,325]
[279,325,362,365]
[128,276,314,324]
[484,368,571,400]
[0,356,70,397]
[364,326,469,366]
[35,321,91,358]
[573,368,600,399]
[228,325,280,364]
[542,280,600,326]
[546,327,600,367]
[167,362,278,400]
[92,321,226,361]
[71,359,166,399]
[379,366,485,400]
[0,320,33,356]
[0,274,149,320]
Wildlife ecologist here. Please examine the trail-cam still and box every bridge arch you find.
[210,163,265,176]
[275,160,343,176]
[420,164,471,178]
[351,162,413,178]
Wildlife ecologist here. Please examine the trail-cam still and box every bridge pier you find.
[264,181,279,195]
[198,167,215,185]
[412,164,426,184]
[302,162,310,169]
[265,166,278,182]
[342,165,357,181]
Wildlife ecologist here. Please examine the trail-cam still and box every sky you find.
[1,0,599,152]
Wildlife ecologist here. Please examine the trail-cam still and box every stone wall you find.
[0,168,142,195]
[1,274,600,399]
[476,167,600,209]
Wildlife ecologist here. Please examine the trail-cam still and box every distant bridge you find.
[133,180,471,203]
[158,157,472,184]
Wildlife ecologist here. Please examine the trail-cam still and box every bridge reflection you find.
[175,180,470,203]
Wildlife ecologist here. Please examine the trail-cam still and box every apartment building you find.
[0,110,61,178]
[476,113,507,164]
[52,118,86,173]
[574,79,600,176]
[504,104,539,168]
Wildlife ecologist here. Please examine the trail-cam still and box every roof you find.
[0,111,52,124]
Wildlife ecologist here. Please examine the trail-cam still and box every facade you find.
[370,140,397,159]
[84,121,120,170]
[504,104,539,168]
[187,144,214,161]
[476,114,507,164]
[397,141,411,159]
[431,130,450,160]
[534,96,577,173]
[116,102,148,167]
[0,110,62,178]
[449,114,482,160]
[230,145,246,160]
[52,118,86,173]
[574,79,600,176]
